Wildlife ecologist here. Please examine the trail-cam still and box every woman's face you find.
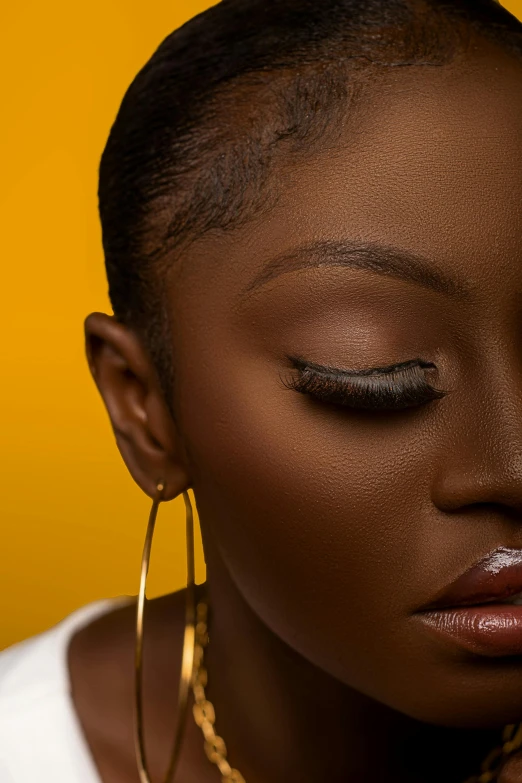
[105,39,522,728]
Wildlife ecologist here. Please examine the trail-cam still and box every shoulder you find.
[0,598,128,711]
[0,598,131,782]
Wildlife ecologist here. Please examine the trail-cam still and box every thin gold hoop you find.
[134,482,196,783]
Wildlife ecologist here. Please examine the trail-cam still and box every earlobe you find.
[84,312,191,500]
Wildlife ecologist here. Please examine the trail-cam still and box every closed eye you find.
[280,355,448,411]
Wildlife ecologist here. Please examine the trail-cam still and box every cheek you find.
[176,345,437,693]
[174,321,522,727]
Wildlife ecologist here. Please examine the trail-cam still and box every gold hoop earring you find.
[134,482,196,783]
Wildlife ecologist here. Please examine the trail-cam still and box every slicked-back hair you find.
[98,0,522,399]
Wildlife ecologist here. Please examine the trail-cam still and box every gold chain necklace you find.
[191,600,245,782]
[191,600,522,783]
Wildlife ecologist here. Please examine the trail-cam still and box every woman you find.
[1,0,522,781]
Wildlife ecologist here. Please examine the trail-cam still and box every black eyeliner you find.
[281,355,448,411]
[287,355,437,378]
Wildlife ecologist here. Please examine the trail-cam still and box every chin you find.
[384,667,522,730]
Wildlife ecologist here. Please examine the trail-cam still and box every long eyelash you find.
[280,356,448,411]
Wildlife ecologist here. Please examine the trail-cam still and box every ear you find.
[84,312,191,500]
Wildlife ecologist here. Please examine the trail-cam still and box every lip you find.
[416,547,522,657]
[422,547,522,610]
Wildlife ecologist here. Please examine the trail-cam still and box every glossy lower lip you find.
[417,605,522,657]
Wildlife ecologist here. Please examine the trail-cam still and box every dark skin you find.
[73,35,522,783]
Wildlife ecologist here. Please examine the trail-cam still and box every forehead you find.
[173,40,522,312]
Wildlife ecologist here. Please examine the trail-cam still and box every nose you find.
[498,753,522,783]
[430,378,522,517]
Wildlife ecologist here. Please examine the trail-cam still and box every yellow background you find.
[1,0,521,650]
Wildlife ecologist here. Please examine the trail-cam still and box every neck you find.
[202,535,500,783]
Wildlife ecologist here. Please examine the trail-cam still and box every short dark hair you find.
[98,0,522,397]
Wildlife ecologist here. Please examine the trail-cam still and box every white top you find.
[0,597,131,783]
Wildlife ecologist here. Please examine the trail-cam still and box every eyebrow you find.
[239,239,471,302]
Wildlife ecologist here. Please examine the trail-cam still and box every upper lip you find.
[420,547,522,611]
